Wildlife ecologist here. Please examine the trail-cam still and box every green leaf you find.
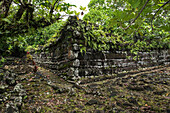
[80,47,86,54]
[39,2,51,7]
[80,6,86,10]
[128,0,141,9]
[24,95,28,99]
[160,25,170,32]
[1,18,11,24]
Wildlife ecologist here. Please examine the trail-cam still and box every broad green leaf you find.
[80,6,86,10]
[127,0,141,9]
[1,18,11,23]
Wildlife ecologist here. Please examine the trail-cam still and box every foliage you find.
[55,16,113,54]
[0,57,6,67]
[25,20,66,49]
[85,0,170,31]
[83,0,170,54]
[0,0,78,56]
[0,20,65,56]
[0,0,76,33]
[0,0,169,57]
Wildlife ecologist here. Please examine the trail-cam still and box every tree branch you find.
[15,5,25,21]
[49,0,60,22]
[18,0,25,7]
[151,0,170,30]
[121,0,150,30]
[0,0,13,18]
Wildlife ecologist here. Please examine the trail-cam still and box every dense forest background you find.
[0,0,170,60]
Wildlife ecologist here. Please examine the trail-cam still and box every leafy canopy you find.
[83,0,170,55]
[0,0,77,56]
[84,0,170,32]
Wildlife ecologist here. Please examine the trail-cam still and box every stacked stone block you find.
[32,16,170,80]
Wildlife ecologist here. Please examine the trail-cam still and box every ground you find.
[0,58,170,113]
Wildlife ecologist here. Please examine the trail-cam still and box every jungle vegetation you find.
[0,0,169,59]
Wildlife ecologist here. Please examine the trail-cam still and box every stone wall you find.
[32,16,170,80]
[33,47,170,80]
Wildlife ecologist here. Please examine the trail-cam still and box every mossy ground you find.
[2,64,170,113]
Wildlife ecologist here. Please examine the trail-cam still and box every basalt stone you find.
[73,44,79,50]
[6,77,16,86]
[0,85,8,93]
[6,106,15,113]
[128,97,138,105]
[73,52,79,59]
[19,89,26,97]
[14,83,23,93]
[94,110,105,113]
[6,103,19,113]
[0,95,5,103]
[0,73,3,81]
[73,59,80,67]
[85,99,101,105]
[127,85,144,91]
[153,90,166,95]
[74,68,79,76]
[3,71,17,86]
[14,96,22,108]
[0,69,3,73]
[4,71,10,78]
[10,73,17,78]
[110,91,117,98]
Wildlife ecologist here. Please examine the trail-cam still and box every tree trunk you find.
[25,4,34,22]
[49,0,59,23]
[0,0,13,18]
[15,5,25,21]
